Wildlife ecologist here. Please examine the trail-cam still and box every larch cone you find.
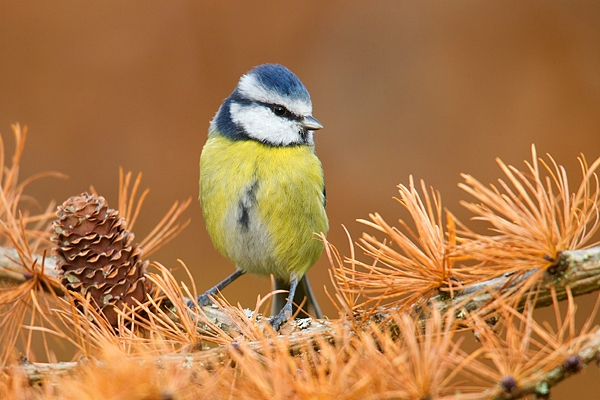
[52,193,151,326]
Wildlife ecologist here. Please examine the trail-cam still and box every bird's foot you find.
[187,293,214,309]
[269,306,292,331]
[185,298,196,309]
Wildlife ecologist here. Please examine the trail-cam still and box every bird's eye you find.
[272,105,287,116]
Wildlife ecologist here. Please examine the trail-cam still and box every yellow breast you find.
[200,135,328,280]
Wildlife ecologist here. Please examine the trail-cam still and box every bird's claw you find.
[186,298,196,309]
[269,307,292,331]
[188,293,214,309]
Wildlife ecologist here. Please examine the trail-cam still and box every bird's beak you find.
[301,115,323,131]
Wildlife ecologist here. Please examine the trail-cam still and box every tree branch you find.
[4,245,600,398]
[0,247,61,287]
[490,328,600,400]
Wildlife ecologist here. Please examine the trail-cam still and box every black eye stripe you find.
[229,92,303,122]
[256,101,302,122]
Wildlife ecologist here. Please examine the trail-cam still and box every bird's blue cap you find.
[248,64,311,102]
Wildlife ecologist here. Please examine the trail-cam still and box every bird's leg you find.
[188,269,246,308]
[270,275,299,331]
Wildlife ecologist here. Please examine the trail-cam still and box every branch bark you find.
[0,247,60,280]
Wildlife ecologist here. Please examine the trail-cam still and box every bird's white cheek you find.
[231,103,301,145]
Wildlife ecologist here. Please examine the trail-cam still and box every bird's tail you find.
[272,275,323,319]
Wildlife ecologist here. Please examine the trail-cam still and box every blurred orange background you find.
[1,1,600,397]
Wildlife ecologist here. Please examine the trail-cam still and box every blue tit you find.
[196,64,328,329]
